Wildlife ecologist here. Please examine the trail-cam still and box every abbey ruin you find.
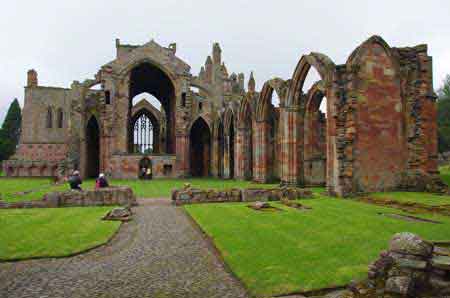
[3,35,442,196]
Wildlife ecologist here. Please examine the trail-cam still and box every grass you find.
[369,191,450,206]
[0,177,277,202]
[440,165,450,185]
[0,206,120,261]
[185,195,450,297]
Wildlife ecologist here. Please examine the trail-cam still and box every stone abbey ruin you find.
[3,35,443,196]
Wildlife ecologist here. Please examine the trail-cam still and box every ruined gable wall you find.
[17,86,71,162]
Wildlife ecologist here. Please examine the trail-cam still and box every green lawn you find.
[0,177,277,202]
[0,207,120,261]
[369,191,450,206]
[440,165,450,185]
[185,196,450,297]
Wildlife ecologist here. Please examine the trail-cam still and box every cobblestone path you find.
[0,201,248,298]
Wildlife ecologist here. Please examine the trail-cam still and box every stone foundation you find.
[172,186,312,205]
[0,186,136,209]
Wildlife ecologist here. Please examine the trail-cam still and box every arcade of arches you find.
[5,36,445,196]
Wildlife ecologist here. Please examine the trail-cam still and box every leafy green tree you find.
[0,98,22,161]
[437,75,450,153]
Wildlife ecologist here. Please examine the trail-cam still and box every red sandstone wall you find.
[353,43,406,192]
[15,143,68,161]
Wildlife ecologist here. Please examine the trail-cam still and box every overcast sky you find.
[1,0,450,123]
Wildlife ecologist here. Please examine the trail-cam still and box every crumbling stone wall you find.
[172,185,312,205]
[0,186,136,208]
[296,233,450,298]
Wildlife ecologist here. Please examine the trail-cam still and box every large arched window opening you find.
[128,63,175,154]
[86,116,100,178]
[132,113,154,154]
[190,117,211,177]
[304,85,327,186]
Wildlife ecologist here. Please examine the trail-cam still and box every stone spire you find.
[221,62,228,78]
[212,42,221,65]
[248,71,255,92]
[238,73,245,91]
[205,56,213,82]
[199,66,206,80]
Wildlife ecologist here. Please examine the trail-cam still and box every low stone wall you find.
[0,187,137,209]
[172,186,312,205]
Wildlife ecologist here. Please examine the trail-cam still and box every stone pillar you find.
[114,77,130,154]
[223,135,231,179]
[211,131,219,177]
[235,127,246,180]
[175,133,190,177]
[253,121,269,183]
[280,106,302,186]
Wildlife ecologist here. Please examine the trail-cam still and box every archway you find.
[128,63,175,153]
[283,53,335,186]
[86,116,100,178]
[138,157,152,179]
[304,82,327,186]
[229,116,235,178]
[190,117,211,177]
[256,80,284,182]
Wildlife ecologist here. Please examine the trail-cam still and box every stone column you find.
[175,133,190,177]
[253,121,269,183]
[280,106,302,186]
[235,127,246,180]
[211,131,219,177]
[223,135,231,179]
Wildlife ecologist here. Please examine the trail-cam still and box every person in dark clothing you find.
[96,173,109,189]
[68,170,82,190]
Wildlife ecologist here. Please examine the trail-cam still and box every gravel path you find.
[0,201,248,298]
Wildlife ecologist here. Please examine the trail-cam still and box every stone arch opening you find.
[229,115,235,179]
[256,82,283,183]
[128,63,175,154]
[138,157,152,179]
[130,109,160,154]
[86,116,100,178]
[190,117,211,177]
[304,83,328,186]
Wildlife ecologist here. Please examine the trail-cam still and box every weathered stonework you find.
[3,35,443,196]
[0,186,136,208]
[171,186,312,205]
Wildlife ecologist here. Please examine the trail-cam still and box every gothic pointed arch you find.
[286,53,335,107]
[189,116,211,177]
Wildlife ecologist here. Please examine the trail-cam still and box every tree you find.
[0,98,22,161]
[437,75,450,153]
